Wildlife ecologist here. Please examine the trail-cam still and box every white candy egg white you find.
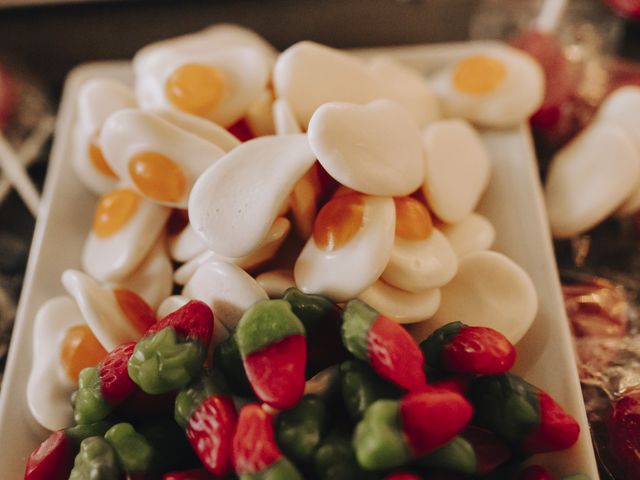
[62,269,152,351]
[135,46,270,128]
[421,119,491,223]
[174,217,291,285]
[82,187,170,282]
[382,228,458,292]
[256,269,296,299]
[182,260,269,332]
[189,134,315,258]
[367,55,442,128]
[99,109,227,208]
[545,122,640,238]
[308,100,424,196]
[156,294,229,347]
[440,213,495,258]
[134,23,277,77]
[27,297,84,431]
[411,251,537,344]
[294,195,396,302]
[273,98,303,135]
[431,45,544,128]
[273,41,382,128]
[112,238,173,310]
[154,108,241,152]
[359,280,441,324]
[245,89,276,137]
[169,223,207,263]
[595,86,640,214]
[73,78,136,195]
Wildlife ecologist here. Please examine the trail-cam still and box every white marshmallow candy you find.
[308,100,424,196]
[421,119,491,224]
[439,213,495,258]
[182,260,268,332]
[359,280,441,324]
[545,122,640,238]
[189,134,315,258]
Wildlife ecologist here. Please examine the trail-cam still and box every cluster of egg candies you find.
[545,86,640,238]
[29,24,545,432]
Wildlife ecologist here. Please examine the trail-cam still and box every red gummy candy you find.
[522,391,580,454]
[145,300,213,345]
[187,395,238,477]
[24,430,75,480]
[228,118,254,142]
[519,465,554,480]
[232,404,282,475]
[99,341,137,405]
[384,473,422,480]
[442,326,516,375]
[163,469,213,480]
[243,334,306,410]
[368,315,427,392]
[610,386,640,477]
[399,387,473,456]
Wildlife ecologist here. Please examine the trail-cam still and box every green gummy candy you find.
[353,399,410,471]
[237,458,303,480]
[415,435,477,474]
[65,420,114,447]
[69,436,121,480]
[419,321,465,369]
[276,395,328,463]
[314,432,377,480]
[341,299,379,362]
[104,423,154,474]
[128,326,206,394]
[73,367,112,425]
[213,335,254,397]
[340,359,402,421]
[235,299,304,356]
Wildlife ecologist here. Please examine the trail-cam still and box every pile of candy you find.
[22,24,587,479]
[26,295,584,479]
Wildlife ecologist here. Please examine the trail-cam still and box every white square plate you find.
[0,43,600,478]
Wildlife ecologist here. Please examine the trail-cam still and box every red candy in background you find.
[610,385,640,477]
[604,0,640,19]
[0,63,17,131]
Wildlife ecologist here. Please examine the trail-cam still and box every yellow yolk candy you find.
[93,188,141,238]
[59,325,108,381]
[165,63,225,116]
[113,288,156,335]
[313,193,364,251]
[394,196,433,240]
[128,151,187,203]
[88,133,117,178]
[453,55,506,95]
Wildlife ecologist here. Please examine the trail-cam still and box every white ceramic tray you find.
[0,43,600,478]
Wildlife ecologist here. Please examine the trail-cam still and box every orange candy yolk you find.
[290,163,323,238]
[88,133,117,178]
[93,188,141,238]
[128,151,187,203]
[453,55,507,95]
[313,193,365,252]
[165,63,225,117]
[113,288,156,335]
[394,197,433,241]
[59,325,108,382]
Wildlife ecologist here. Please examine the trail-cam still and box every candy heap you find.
[24,24,586,478]
[26,295,582,479]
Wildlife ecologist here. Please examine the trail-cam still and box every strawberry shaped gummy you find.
[421,321,516,375]
[235,299,306,409]
[353,387,473,470]
[232,403,302,480]
[174,370,237,477]
[128,300,213,394]
[341,299,426,392]
[468,373,580,454]
[73,342,137,425]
